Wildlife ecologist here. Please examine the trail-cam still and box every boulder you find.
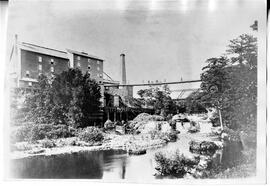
[104,119,115,130]
[189,140,220,153]
[128,149,147,155]
[28,149,45,154]
[211,127,223,135]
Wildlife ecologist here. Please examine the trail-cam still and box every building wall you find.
[20,49,69,79]
[73,54,103,83]
[19,49,105,107]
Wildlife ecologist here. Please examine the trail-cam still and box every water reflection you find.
[11,140,245,179]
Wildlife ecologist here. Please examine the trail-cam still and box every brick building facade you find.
[9,35,135,125]
[10,39,104,88]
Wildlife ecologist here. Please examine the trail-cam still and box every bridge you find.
[103,79,202,87]
[103,78,202,100]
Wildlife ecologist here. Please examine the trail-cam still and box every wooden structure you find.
[103,106,154,122]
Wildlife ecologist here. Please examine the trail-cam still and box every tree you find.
[25,68,102,128]
[137,85,177,116]
[226,34,257,68]
[198,34,257,142]
[185,91,207,114]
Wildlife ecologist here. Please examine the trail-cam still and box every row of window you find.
[38,56,54,64]
[77,63,100,71]
[38,56,101,71]
[39,56,101,64]
[26,69,102,78]
[76,56,101,65]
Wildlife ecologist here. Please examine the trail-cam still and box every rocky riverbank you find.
[10,133,167,159]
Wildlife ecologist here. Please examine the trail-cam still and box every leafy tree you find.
[197,34,257,143]
[185,91,207,114]
[137,85,177,116]
[25,68,101,128]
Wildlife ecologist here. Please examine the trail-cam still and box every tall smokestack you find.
[120,53,126,85]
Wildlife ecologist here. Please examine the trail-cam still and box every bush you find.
[10,123,34,143]
[155,150,199,177]
[41,138,56,148]
[189,140,219,155]
[77,127,104,143]
[148,129,177,142]
[29,124,75,141]
[167,130,178,142]
[11,123,76,142]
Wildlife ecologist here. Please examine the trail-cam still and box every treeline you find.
[11,68,102,128]
[189,33,257,143]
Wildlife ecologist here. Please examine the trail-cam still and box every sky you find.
[6,0,265,96]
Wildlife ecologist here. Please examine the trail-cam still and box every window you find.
[88,59,91,62]
[88,65,91,70]
[97,60,100,65]
[51,66,54,73]
[50,59,54,65]
[28,82,32,86]
[77,56,80,60]
[38,64,42,71]
[38,56,42,62]
[77,62,81,67]
[26,71,30,77]
[97,66,100,71]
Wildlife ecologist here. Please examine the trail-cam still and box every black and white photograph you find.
[0,0,267,184]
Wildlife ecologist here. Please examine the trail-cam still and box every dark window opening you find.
[26,71,30,77]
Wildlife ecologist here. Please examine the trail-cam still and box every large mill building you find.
[9,35,137,125]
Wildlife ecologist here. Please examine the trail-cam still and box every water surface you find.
[10,138,244,180]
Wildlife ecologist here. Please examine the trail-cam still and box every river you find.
[10,133,244,180]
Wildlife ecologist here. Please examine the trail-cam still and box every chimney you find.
[120,53,126,85]
[15,34,18,45]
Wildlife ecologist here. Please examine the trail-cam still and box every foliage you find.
[137,85,177,116]
[23,68,101,128]
[185,91,208,114]
[30,124,75,141]
[10,123,34,143]
[11,123,75,142]
[188,34,257,143]
[149,129,178,142]
[128,113,165,133]
[41,138,56,148]
[77,126,104,143]
[155,150,199,177]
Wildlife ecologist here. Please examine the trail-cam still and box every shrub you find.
[11,123,76,142]
[10,123,34,143]
[29,124,75,141]
[77,127,104,143]
[148,129,178,143]
[41,138,56,148]
[167,130,178,142]
[155,150,199,177]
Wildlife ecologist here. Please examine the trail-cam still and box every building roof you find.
[66,49,104,61]
[18,42,104,61]
[19,42,68,59]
